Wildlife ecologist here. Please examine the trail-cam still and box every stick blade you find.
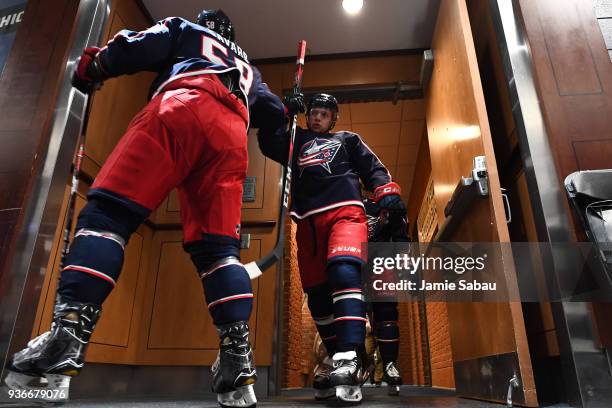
[244,261,263,280]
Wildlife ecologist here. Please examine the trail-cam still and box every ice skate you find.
[312,355,335,400]
[4,296,101,402]
[211,321,257,408]
[382,361,402,396]
[330,351,363,404]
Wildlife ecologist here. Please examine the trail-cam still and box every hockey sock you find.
[58,231,124,305]
[327,261,366,352]
[186,236,253,326]
[306,283,336,356]
[373,302,400,363]
[200,258,253,325]
[376,321,400,363]
[58,198,144,305]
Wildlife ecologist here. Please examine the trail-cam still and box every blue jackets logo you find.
[297,138,341,175]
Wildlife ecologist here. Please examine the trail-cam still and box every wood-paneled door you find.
[425,0,537,405]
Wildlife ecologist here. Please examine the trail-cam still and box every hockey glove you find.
[72,47,107,94]
[374,182,407,220]
[283,92,306,116]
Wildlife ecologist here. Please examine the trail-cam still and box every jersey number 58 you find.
[201,35,254,94]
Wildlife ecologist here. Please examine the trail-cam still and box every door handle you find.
[501,188,512,224]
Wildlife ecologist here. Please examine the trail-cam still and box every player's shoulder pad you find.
[334,130,362,141]
[334,130,357,136]
[157,16,189,26]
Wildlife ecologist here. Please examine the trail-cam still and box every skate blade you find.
[4,371,70,402]
[217,384,257,408]
[335,385,362,404]
[360,363,375,386]
[314,387,335,400]
[388,385,400,396]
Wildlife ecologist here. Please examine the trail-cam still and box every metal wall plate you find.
[243,176,256,202]
[454,352,525,405]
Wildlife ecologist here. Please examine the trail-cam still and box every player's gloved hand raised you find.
[72,47,106,94]
[374,182,406,218]
[283,92,306,116]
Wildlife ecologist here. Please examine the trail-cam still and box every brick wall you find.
[282,219,306,387]
[301,300,317,386]
[281,218,320,388]
[397,302,430,385]
[426,302,455,389]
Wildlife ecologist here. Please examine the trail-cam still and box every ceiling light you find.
[342,0,364,15]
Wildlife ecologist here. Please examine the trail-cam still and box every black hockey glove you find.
[72,47,107,94]
[283,92,306,116]
[374,182,407,221]
[378,194,407,216]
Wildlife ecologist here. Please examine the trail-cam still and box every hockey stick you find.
[60,88,96,269]
[245,40,307,279]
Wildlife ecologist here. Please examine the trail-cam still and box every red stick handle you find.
[294,40,307,91]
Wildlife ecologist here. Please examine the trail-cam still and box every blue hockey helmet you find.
[196,9,235,41]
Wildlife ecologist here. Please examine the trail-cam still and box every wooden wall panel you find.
[400,119,425,145]
[426,0,536,403]
[135,228,276,365]
[257,54,422,92]
[147,239,218,350]
[402,100,426,121]
[517,0,612,187]
[517,0,612,349]
[536,0,602,95]
[242,133,267,210]
[352,121,401,144]
[573,139,612,169]
[350,101,403,123]
[289,55,422,90]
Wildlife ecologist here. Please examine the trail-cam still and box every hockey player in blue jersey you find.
[258,93,407,403]
[4,10,284,408]
[363,197,405,396]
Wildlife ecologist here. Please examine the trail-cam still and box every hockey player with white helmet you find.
[259,93,407,403]
[4,9,285,408]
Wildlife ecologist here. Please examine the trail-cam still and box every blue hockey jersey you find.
[95,17,283,130]
[258,126,393,219]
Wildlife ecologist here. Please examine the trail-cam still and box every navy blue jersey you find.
[258,126,392,219]
[96,17,283,130]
